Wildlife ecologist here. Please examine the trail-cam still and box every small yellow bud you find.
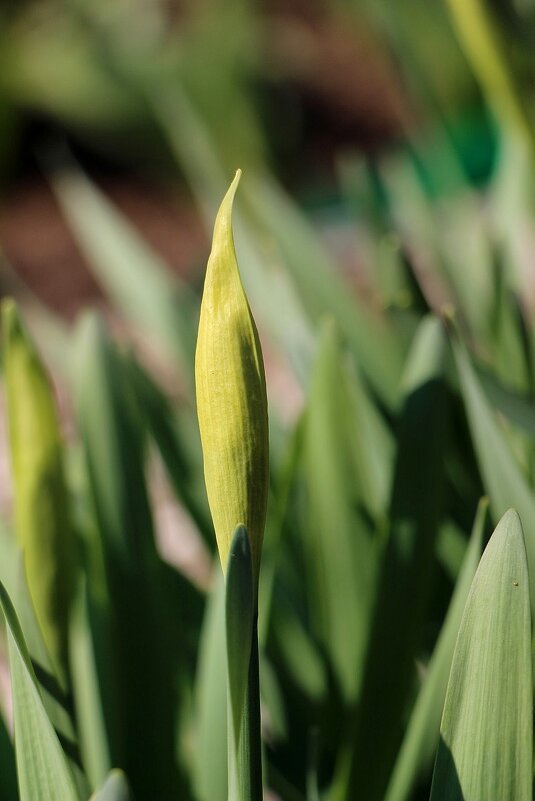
[2,300,74,686]
[195,171,269,579]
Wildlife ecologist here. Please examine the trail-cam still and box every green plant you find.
[1,153,535,801]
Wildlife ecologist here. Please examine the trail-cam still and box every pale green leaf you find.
[0,582,80,801]
[430,509,532,801]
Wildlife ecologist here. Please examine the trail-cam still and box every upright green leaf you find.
[225,526,262,801]
[69,577,111,790]
[430,509,532,801]
[226,526,255,757]
[1,299,75,689]
[0,583,80,801]
[194,573,228,801]
[74,312,187,800]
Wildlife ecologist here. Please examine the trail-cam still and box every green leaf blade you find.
[0,583,81,801]
[430,509,532,801]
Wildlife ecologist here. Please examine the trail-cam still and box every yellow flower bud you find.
[195,171,269,579]
[2,300,74,687]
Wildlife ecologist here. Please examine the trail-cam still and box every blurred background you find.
[2,1,535,800]
[0,0,522,318]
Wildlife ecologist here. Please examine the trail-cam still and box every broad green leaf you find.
[385,498,487,801]
[0,582,80,801]
[346,315,450,801]
[430,509,532,801]
[1,299,75,687]
[452,333,535,612]
[196,172,269,578]
[90,770,132,801]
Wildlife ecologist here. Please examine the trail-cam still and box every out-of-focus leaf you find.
[69,577,111,790]
[74,312,187,800]
[0,712,17,801]
[486,259,530,392]
[303,319,382,702]
[269,598,326,702]
[90,770,132,801]
[1,16,141,128]
[154,83,317,384]
[452,332,535,612]
[430,509,532,801]
[1,299,75,688]
[243,173,405,409]
[385,498,487,801]
[345,315,450,801]
[479,368,535,439]
[124,352,212,544]
[0,583,80,801]
[51,162,197,386]
[445,0,533,148]
[379,155,493,338]
[259,414,305,644]
[436,522,468,583]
